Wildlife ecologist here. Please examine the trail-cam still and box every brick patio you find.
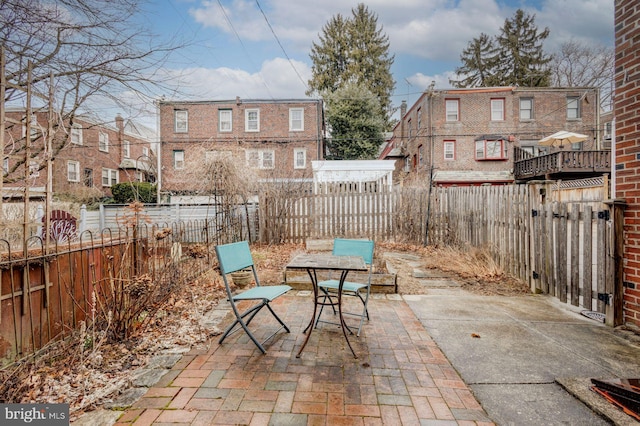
[115,293,495,425]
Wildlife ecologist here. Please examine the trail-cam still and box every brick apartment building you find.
[614,0,640,327]
[380,86,601,186]
[2,110,155,199]
[157,98,324,196]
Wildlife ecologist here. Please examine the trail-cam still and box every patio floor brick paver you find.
[114,294,494,425]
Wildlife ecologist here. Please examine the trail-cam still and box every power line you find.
[216,0,275,100]
[254,0,309,92]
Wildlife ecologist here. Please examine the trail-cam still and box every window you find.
[246,149,274,169]
[294,148,306,169]
[245,109,260,132]
[289,108,304,131]
[99,132,109,152]
[219,109,232,132]
[491,98,505,121]
[567,96,580,119]
[403,157,410,172]
[142,146,149,157]
[29,161,39,178]
[22,114,40,139]
[571,141,583,151]
[446,99,459,121]
[444,140,456,160]
[522,140,549,156]
[418,144,424,165]
[174,110,188,132]
[604,122,612,140]
[173,150,184,169]
[101,168,118,187]
[476,138,507,160]
[67,161,80,182]
[123,140,130,158]
[408,119,413,139]
[71,124,83,145]
[417,107,422,129]
[83,168,93,187]
[520,98,533,120]
[2,157,8,175]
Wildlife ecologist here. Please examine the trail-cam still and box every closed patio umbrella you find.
[538,130,588,147]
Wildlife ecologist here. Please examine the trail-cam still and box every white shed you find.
[311,160,396,194]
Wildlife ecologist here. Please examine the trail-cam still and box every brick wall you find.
[395,87,599,182]
[3,111,153,198]
[615,0,640,327]
[158,99,323,193]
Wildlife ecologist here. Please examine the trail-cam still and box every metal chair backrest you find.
[216,240,255,275]
[332,238,374,266]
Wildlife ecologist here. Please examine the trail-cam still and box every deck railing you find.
[513,148,611,180]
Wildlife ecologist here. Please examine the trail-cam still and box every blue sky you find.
[123,0,614,126]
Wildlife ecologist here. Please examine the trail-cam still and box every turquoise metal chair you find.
[316,238,375,336]
[215,241,291,354]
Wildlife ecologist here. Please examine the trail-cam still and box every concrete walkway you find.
[109,293,495,425]
[405,291,640,426]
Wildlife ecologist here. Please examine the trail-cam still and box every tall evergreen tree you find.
[450,33,498,88]
[324,82,385,160]
[450,9,551,88]
[307,14,350,95]
[494,9,551,86]
[308,4,395,126]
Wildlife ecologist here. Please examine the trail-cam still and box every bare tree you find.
[550,39,614,111]
[1,0,182,179]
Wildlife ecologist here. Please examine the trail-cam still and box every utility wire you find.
[254,0,309,92]
[216,0,275,100]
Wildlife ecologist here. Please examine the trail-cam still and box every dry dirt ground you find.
[0,242,530,420]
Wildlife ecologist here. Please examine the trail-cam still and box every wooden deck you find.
[514,149,611,181]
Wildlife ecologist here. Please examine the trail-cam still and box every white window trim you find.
[289,108,304,131]
[102,168,118,187]
[294,148,306,169]
[245,109,260,132]
[71,123,83,145]
[142,146,149,157]
[175,110,188,133]
[174,150,185,170]
[123,140,130,158]
[67,160,80,182]
[444,141,455,160]
[99,132,109,152]
[446,99,459,122]
[246,149,274,169]
[219,109,232,132]
[491,98,505,121]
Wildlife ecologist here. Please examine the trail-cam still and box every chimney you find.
[400,100,407,118]
[115,113,124,131]
[400,100,407,143]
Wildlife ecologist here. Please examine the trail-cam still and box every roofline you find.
[158,98,323,106]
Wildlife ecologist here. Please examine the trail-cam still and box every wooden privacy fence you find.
[261,181,621,323]
[260,188,429,244]
[0,217,247,366]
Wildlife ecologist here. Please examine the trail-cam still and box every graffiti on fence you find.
[42,210,78,243]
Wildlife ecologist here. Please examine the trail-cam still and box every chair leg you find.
[219,300,289,354]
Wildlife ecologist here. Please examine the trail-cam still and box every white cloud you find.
[161,57,311,100]
[537,0,614,50]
